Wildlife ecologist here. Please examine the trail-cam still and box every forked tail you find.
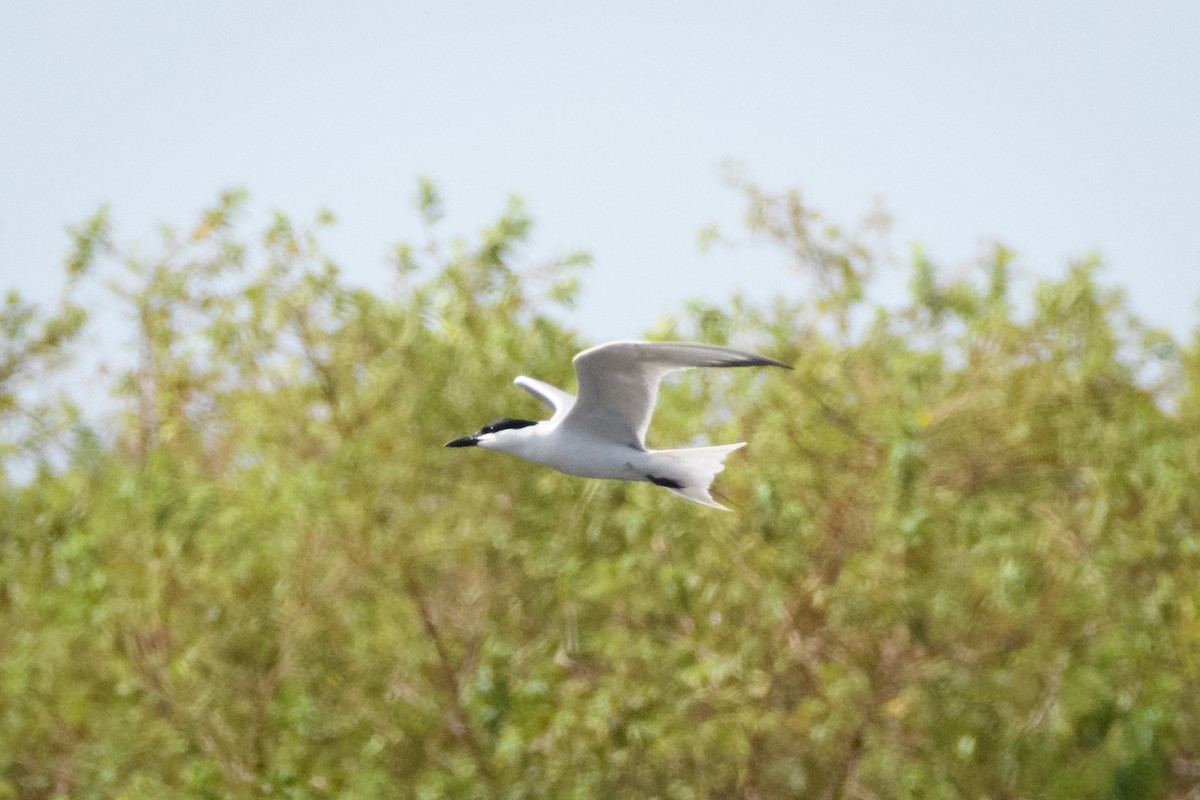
[647,442,746,510]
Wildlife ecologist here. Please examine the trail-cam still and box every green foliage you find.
[0,209,102,477]
[2,181,1199,799]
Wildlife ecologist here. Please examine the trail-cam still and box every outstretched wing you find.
[514,375,576,422]
[558,341,790,447]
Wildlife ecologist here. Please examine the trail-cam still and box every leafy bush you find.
[2,180,1198,799]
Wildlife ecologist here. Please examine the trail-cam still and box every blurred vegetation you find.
[2,178,1199,800]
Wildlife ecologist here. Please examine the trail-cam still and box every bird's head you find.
[445,417,539,452]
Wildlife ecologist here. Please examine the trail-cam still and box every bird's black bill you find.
[445,435,479,448]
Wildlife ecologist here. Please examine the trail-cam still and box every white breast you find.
[517,424,650,481]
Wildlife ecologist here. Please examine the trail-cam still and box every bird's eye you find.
[480,418,536,435]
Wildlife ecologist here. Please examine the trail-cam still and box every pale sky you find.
[3,1,1199,343]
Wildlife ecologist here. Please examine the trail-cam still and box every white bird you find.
[445,341,790,509]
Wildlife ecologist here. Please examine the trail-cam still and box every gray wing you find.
[558,340,790,447]
[514,375,576,422]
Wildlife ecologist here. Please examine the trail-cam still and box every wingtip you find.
[712,352,793,371]
[740,351,791,370]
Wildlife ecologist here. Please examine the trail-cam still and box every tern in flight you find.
[445,341,790,509]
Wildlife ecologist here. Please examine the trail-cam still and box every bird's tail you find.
[648,442,746,511]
